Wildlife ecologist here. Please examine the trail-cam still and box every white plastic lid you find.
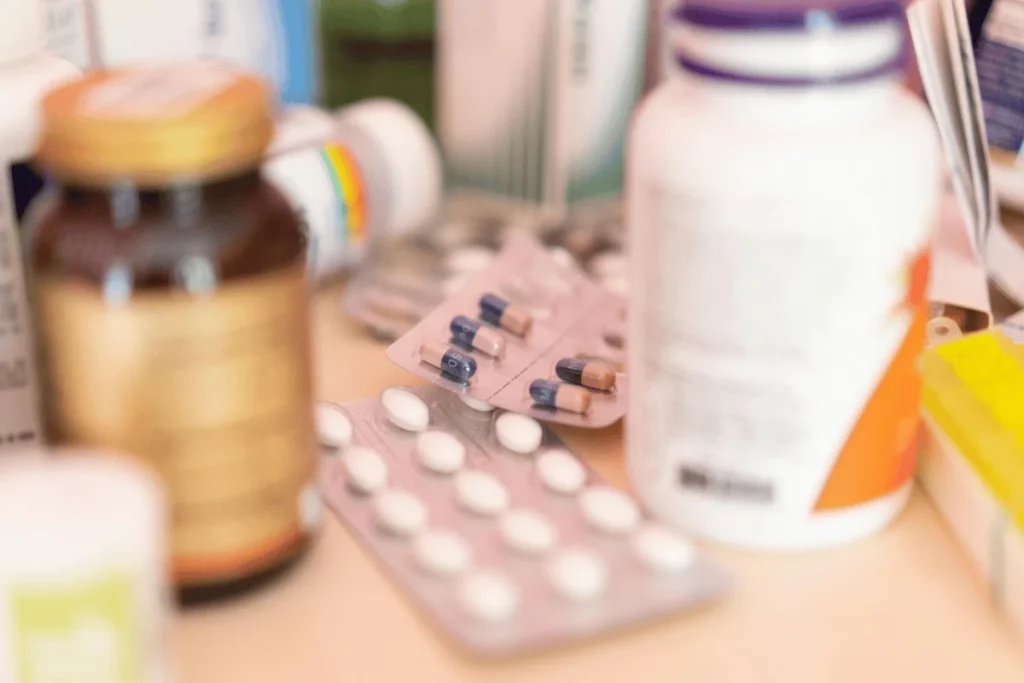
[0,0,47,64]
[0,452,166,579]
[337,98,442,237]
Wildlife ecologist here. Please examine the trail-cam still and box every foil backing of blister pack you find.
[344,194,627,342]
[344,196,544,341]
[385,234,628,428]
[318,385,730,657]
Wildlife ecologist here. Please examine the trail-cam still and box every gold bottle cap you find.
[38,62,274,187]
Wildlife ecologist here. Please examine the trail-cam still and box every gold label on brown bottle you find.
[36,263,317,586]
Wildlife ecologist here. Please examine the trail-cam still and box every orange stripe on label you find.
[814,250,930,511]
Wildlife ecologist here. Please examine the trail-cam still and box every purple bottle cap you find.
[672,0,905,32]
[671,0,908,86]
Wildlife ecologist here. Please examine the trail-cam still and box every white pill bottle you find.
[263,99,443,282]
[627,0,942,550]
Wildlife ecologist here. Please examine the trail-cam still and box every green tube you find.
[320,0,436,132]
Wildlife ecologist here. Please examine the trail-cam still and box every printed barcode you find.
[680,466,774,504]
[0,430,36,445]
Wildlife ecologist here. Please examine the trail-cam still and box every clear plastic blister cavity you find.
[344,194,628,341]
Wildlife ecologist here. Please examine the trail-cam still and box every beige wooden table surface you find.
[175,286,1024,683]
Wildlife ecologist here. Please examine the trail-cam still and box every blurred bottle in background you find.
[43,0,320,105]
[0,0,79,454]
[320,0,436,132]
[265,99,443,283]
[438,0,647,211]
[42,0,94,68]
[645,0,676,90]
[202,0,320,106]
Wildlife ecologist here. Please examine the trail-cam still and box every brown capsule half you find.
[556,358,616,391]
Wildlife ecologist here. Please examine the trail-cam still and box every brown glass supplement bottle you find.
[27,64,319,603]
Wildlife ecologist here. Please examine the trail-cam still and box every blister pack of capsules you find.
[344,195,627,342]
[384,233,627,428]
[315,386,730,657]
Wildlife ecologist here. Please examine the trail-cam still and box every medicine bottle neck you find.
[672,18,906,123]
[676,72,904,124]
[56,171,264,229]
[31,169,304,290]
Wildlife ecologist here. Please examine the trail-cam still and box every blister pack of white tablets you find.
[384,234,627,428]
[316,387,730,657]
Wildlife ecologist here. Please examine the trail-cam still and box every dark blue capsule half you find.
[555,358,586,385]
[450,315,481,347]
[440,349,477,382]
[479,293,508,319]
[479,309,501,328]
[529,379,561,407]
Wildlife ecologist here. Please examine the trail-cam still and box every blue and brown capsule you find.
[450,315,506,357]
[419,340,477,382]
[479,293,533,336]
[529,379,592,414]
[555,358,616,391]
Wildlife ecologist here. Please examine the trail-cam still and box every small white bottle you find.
[0,0,80,452]
[0,453,170,682]
[627,1,942,549]
[263,99,443,282]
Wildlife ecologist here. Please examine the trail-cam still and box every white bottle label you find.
[0,177,42,450]
[629,186,930,517]
[262,142,369,281]
[44,0,92,69]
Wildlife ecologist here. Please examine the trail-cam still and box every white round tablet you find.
[454,470,510,517]
[458,570,520,622]
[547,549,608,602]
[495,413,543,455]
[459,393,495,412]
[381,387,430,432]
[632,524,696,574]
[446,246,496,273]
[548,246,576,268]
[416,430,466,475]
[342,445,389,494]
[589,252,627,280]
[536,449,586,495]
[499,509,558,555]
[413,529,473,577]
[373,488,428,536]
[579,486,640,534]
[443,273,471,296]
[316,402,353,448]
[602,276,629,297]
[298,483,324,532]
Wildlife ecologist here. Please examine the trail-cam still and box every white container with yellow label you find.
[0,454,169,683]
